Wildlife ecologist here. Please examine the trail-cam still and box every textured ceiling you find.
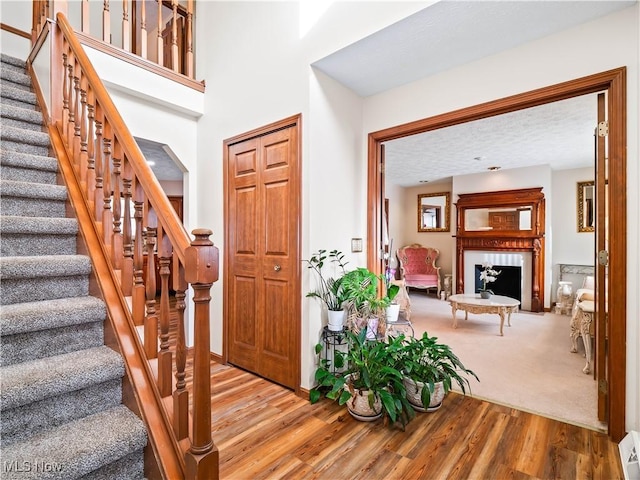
[383,93,599,187]
[134,137,183,181]
[313,0,633,187]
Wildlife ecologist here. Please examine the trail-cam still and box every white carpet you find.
[403,292,607,432]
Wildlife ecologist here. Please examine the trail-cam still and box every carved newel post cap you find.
[185,229,219,284]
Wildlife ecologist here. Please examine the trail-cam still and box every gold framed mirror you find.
[417,192,450,232]
[577,180,595,232]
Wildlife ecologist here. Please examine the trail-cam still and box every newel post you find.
[184,229,219,480]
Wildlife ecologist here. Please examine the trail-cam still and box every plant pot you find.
[366,317,378,340]
[346,388,383,421]
[480,290,491,299]
[385,304,400,323]
[327,309,346,331]
[402,377,445,412]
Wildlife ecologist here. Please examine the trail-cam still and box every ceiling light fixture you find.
[487,166,501,171]
[419,180,429,183]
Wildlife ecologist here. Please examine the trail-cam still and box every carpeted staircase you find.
[1,54,147,479]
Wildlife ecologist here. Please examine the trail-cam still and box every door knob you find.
[274,264,281,271]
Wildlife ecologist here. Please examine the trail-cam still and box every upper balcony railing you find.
[33,0,200,89]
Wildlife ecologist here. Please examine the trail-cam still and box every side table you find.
[321,326,348,375]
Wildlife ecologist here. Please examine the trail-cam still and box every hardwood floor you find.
[169,302,623,479]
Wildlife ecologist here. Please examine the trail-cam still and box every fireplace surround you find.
[455,187,545,312]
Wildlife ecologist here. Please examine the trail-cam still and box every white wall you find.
[0,2,32,60]
[550,167,595,302]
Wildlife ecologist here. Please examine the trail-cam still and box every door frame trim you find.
[223,113,303,394]
[366,67,627,441]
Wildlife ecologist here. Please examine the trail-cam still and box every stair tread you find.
[0,215,78,234]
[0,178,67,199]
[1,124,51,146]
[0,296,106,335]
[0,254,91,279]
[1,405,147,480]
[0,83,37,105]
[1,103,45,125]
[1,54,27,69]
[0,346,125,410]
[0,149,58,172]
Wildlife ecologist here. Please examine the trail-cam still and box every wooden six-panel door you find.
[224,115,301,390]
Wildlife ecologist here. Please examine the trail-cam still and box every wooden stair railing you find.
[42,11,218,480]
[32,0,199,87]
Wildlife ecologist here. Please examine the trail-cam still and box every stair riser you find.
[1,234,77,256]
[78,450,145,480]
[0,140,48,156]
[1,379,122,446]
[0,197,66,217]
[0,96,35,109]
[1,276,89,305]
[1,321,104,366]
[0,165,57,184]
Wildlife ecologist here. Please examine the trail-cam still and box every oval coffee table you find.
[448,294,520,336]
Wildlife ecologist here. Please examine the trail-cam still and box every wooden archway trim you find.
[367,67,627,441]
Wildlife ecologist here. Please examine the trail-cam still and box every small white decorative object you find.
[555,281,573,315]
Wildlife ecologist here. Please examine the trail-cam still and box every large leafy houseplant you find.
[399,332,479,410]
[304,249,349,311]
[310,329,415,427]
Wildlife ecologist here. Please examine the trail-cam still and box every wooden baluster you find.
[102,123,114,251]
[93,107,104,223]
[185,229,219,479]
[157,234,172,397]
[121,159,134,296]
[72,73,81,162]
[185,0,194,78]
[132,180,146,326]
[86,89,96,211]
[173,265,188,440]
[122,0,130,52]
[79,76,89,188]
[140,0,147,59]
[103,0,111,43]
[171,0,179,72]
[66,54,75,148]
[61,52,69,136]
[144,213,158,359]
[157,0,163,68]
[82,0,90,33]
[112,140,123,269]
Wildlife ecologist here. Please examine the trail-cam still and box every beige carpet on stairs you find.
[404,291,606,432]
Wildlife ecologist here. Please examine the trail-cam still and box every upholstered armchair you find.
[396,244,441,296]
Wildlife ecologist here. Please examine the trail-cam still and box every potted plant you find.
[384,260,401,323]
[340,267,388,339]
[478,262,501,299]
[310,329,415,427]
[398,332,478,412]
[304,249,349,331]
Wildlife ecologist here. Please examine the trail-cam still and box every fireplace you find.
[455,188,545,312]
[474,264,522,302]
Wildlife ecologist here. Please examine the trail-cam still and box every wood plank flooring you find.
[167,301,623,479]
[178,359,623,479]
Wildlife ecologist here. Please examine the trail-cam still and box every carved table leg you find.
[451,303,458,329]
[581,312,593,374]
[498,309,505,336]
[570,309,580,353]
